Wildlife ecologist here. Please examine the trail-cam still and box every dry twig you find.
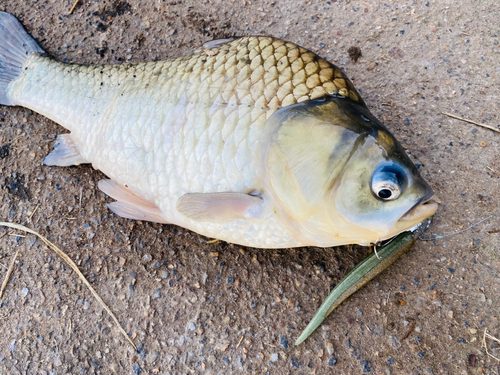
[402,321,416,340]
[69,0,80,14]
[0,222,136,350]
[28,204,39,221]
[0,250,19,300]
[236,335,244,348]
[442,112,500,134]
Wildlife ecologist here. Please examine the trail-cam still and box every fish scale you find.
[2,13,435,249]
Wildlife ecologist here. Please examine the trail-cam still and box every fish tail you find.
[0,12,44,105]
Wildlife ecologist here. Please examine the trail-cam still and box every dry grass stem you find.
[236,335,244,348]
[483,329,500,362]
[69,0,80,14]
[0,230,12,240]
[207,239,220,244]
[442,112,500,134]
[0,222,137,350]
[28,204,39,221]
[0,250,19,300]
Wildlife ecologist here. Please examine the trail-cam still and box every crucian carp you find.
[0,12,437,248]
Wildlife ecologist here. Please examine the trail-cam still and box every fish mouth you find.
[399,194,438,223]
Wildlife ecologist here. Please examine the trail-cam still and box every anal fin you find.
[44,134,89,166]
[177,192,265,223]
[98,179,168,224]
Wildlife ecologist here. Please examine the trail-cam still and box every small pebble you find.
[468,353,477,367]
[326,342,334,355]
[152,288,161,299]
[136,344,144,354]
[360,360,371,372]
[146,351,159,364]
[290,356,302,368]
[142,254,152,262]
[271,353,278,362]
[328,357,337,366]
[21,287,29,298]
[280,336,288,349]
[160,270,169,279]
[133,363,142,374]
[189,323,195,331]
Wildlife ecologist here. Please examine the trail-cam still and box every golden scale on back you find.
[26,36,360,112]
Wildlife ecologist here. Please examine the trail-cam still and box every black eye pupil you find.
[378,189,392,199]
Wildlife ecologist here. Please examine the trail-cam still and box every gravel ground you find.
[0,0,499,374]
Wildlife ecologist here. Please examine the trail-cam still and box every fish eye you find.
[371,164,406,201]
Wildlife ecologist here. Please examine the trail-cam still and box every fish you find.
[0,12,437,249]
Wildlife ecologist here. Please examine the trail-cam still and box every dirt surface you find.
[0,1,499,374]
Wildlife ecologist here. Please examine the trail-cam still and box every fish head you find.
[260,96,437,246]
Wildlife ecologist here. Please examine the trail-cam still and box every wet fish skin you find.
[0,12,437,248]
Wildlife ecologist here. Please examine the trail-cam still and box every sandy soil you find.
[0,0,499,374]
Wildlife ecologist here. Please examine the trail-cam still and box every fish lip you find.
[400,190,438,222]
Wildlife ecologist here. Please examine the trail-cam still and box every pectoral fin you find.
[177,192,265,223]
[98,179,168,224]
[44,134,89,166]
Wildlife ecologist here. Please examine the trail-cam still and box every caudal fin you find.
[0,12,44,105]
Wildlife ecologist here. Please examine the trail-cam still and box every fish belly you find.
[6,37,356,248]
